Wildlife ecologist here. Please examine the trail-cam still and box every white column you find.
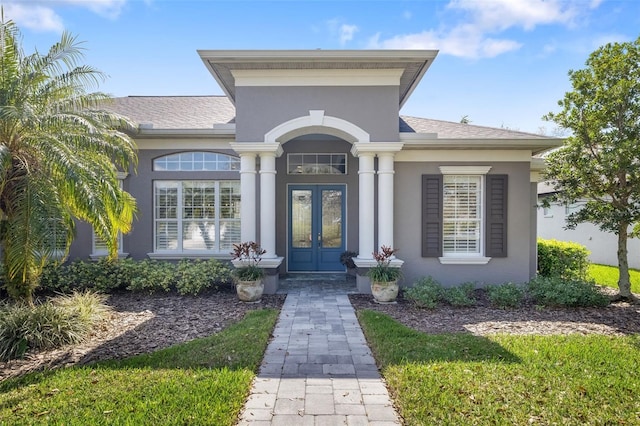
[357,153,376,259]
[377,152,395,251]
[259,152,277,259]
[239,153,256,242]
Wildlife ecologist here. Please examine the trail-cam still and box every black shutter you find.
[422,175,443,257]
[485,175,508,257]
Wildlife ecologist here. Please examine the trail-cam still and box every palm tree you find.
[0,18,137,303]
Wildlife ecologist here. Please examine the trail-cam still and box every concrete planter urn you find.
[232,241,266,303]
[371,280,399,303]
[235,279,264,303]
[368,246,402,304]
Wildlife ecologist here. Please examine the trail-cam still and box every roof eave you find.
[400,137,563,155]
[133,128,236,139]
[197,49,439,106]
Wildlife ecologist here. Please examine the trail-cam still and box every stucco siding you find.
[235,86,400,142]
[395,161,534,286]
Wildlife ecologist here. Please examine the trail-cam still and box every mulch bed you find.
[2,287,639,382]
[349,289,640,336]
[0,289,285,381]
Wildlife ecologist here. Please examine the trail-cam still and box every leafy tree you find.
[544,36,640,302]
[0,18,137,303]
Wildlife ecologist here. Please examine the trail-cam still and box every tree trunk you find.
[616,223,638,302]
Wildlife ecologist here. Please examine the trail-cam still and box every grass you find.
[358,310,640,425]
[0,309,279,425]
[588,263,640,293]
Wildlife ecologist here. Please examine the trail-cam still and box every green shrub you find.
[404,276,443,309]
[175,259,232,296]
[528,276,609,307]
[39,259,131,293]
[441,282,476,307]
[127,260,177,293]
[538,238,590,281]
[0,291,110,361]
[486,283,525,308]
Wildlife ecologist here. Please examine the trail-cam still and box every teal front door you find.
[288,185,346,271]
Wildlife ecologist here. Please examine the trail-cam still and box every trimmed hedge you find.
[38,258,233,295]
[538,238,590,281]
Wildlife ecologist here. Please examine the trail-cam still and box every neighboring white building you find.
[537,184,640,269]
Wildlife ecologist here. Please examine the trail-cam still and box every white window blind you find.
[443,175,482,255]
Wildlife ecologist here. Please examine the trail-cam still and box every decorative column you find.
[351,144,376,260]
[377,152,396,251]
[238,153,257,242]
[259,152,277,259]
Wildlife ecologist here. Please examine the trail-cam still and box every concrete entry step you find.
[277,273,358,294]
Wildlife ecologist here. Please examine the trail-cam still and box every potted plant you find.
[340,250,358,276]
[231,241,266,302]
[368,245,401,303]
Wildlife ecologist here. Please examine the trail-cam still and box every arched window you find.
[153,152,240,171]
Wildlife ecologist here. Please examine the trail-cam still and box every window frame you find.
[153,152,240,172]
[287,153,347,175]
[152,180,241,255]
[442,174,484,258]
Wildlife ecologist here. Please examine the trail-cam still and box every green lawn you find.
[358,310,640,425]
[588,263,640,293]
[0,309,279,425]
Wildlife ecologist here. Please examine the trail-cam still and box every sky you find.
[4,0,640,134]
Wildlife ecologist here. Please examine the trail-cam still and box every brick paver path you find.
[238,276,401,425]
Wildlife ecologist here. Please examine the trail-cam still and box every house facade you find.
[68,50,560,292]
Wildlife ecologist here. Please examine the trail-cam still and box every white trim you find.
[90,252,130,261]
[137,129,236,138]
[438,257,491,265]
[231,68,404,87]
[395,150,531,162]
[230,142,284,156]
[399,137,560,155]
[265,110,370,144]
[136,139,234,150]
[148,252,233,260]
[350,142,403,157]
[233,257,284,269]
[352,258,404,268]
[439,165,492,175]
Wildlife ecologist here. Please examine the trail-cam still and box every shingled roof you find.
[105,95,548,140]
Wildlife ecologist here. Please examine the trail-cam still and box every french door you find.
[288,185,345,271]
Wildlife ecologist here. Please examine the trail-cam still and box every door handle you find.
[318,233,322,247]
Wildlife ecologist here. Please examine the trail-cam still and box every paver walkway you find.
[238,275,401,425]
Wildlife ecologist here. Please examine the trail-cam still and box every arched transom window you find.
[153,152,240,171]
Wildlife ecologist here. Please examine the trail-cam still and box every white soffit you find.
[231,69,404,87]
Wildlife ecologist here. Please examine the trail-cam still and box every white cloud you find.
[339,24,358,45]
[403,10,412,20]
[63,0,127,19]
[3,0,128,33]
[327,18,359,46]
[3,3,64,32]
[370,0,603,59]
